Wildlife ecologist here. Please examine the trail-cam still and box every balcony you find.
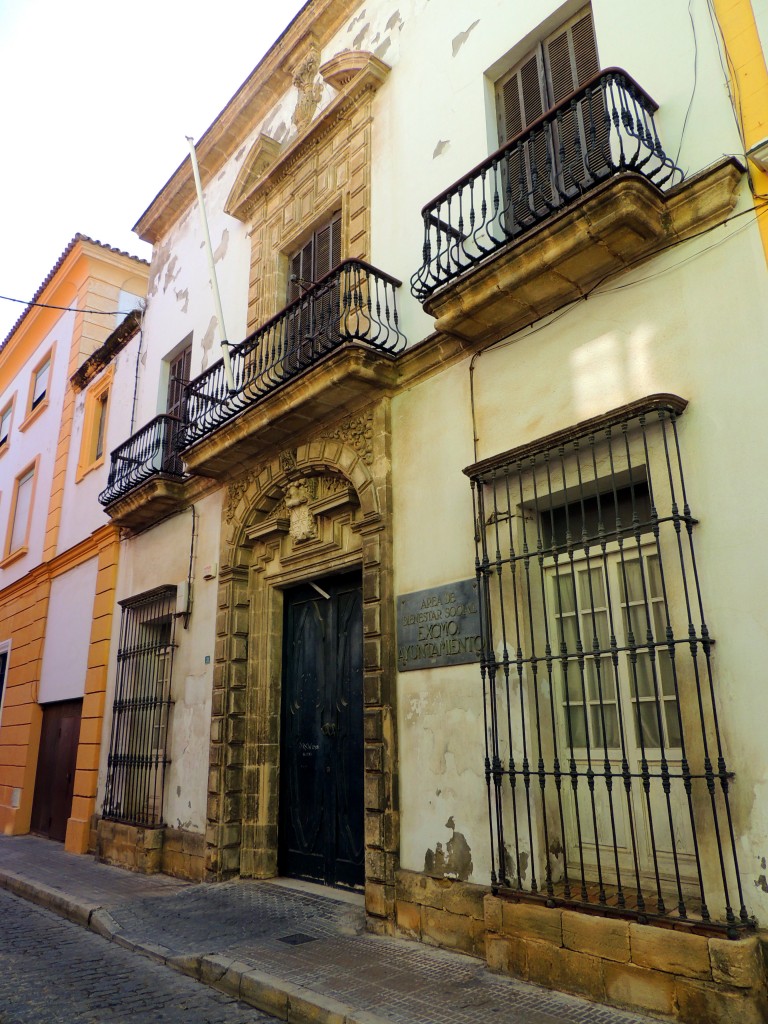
[99,415,186,529]
[411,69,742,344]
[180,259,405,476]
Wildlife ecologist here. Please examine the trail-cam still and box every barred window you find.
[467,395,748,935]
[102,586,176,827]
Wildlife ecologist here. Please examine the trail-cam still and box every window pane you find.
[636,701,662,748]
[563,661,582,703]
[665,700,682,747]
[566,705,587,747]
[10,469,34,551]
[659,650,676,696]
[0,406,10,443]
[646,554,663,598]
[633,654,656,698]
[578,565,605,610]
[554,571,576,614]
[590,703,619,748]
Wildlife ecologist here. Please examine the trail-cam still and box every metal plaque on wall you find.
[396,579,482,672]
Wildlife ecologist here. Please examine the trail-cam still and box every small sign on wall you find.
[396,579,482,672]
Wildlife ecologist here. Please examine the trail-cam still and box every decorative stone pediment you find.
[224,50,390,223]
[225,134,284,220]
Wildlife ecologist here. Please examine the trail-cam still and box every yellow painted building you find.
[0,235,148,852]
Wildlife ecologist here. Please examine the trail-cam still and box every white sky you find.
[0,0,307,341]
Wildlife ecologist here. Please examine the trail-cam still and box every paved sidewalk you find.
[0,835,655,1024]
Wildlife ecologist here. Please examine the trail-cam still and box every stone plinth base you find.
[95,820,205,880]
[395,869,489,958]
[485,895,767,1024]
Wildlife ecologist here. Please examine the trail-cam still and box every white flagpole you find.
[185,135,236,392]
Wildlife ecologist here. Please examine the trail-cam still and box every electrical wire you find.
[0,293,140,316]
[675,0,699,168]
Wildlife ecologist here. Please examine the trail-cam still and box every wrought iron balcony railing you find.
[411,68,683,302]
[182,259,405,449]
[99,414,184,507]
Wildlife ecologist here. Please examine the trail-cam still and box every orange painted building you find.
[0,236,148,852]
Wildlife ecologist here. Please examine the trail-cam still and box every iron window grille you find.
[466,395,750,935]
[102,586,177,827]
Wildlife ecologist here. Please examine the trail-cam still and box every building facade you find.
[0,236,148,853]
[94,1,768,1020]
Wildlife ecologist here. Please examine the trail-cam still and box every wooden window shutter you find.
[496,51,546,147]
[543,7,599,103]
[288,247,307,303]
[313,211,342,282]
[287,211,342,301]
[167,344,191,420]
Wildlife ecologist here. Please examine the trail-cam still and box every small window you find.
[31,357,51,410]
[76,368,113,481]
[5,463,36,560]
[22,347,55,429]
[0,401,13,450]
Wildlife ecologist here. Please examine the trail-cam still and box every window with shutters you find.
[287,211,342,302]
[283,211,343,371]
[495,6,604,219]
[166,341,192,421]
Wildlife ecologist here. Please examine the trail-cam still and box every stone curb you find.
[0,868,101,929]
[171,952,393,1024]
[0,868,392,1024]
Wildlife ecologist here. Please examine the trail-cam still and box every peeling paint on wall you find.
[375,38,391,59]
[386,10,403,31]
[353,24,370,49]
[756,874,768,893]
[147,240,172,298]
[213,229,229,264]
[200,315,218,372]
[163,255,181,291]
[424,816,473,880]
[347,8,367,32]
[235,145,246,162]
[452,20,480,56]
[174,288,189,313]
[433,139,449,158]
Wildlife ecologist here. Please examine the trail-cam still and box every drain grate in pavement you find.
[276,932,318,945]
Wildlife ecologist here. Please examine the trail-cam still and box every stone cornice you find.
[132,0,358,244]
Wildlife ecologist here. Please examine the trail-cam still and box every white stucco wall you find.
[0,309,73,589]
[38,557,99,703]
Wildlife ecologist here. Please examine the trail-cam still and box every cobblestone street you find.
[0,889,274,1024]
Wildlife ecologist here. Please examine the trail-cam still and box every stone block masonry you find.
[485,893,768,1024]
